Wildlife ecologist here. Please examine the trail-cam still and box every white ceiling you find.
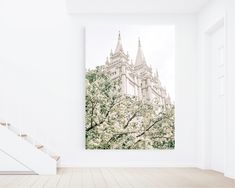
[67,0,211,14]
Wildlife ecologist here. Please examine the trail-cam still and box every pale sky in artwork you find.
[86,25,175,101]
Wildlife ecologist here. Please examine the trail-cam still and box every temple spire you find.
[138,37,141,47]
[114,31,123,53]
[110,49,113,56]
[156,69,159,78]
[135,38,146,66]
[105,56,109,65]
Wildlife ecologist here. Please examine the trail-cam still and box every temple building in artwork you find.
[104,32,172,106]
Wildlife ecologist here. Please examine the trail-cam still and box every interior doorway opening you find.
[204,17,226,173]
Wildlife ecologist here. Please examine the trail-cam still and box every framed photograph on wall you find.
[85,25,175,150]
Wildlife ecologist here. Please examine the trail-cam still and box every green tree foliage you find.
[86,66,175,149]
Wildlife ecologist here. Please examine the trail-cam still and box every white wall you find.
[197,0,235,179]
[0,151,29,171]
[67,0,209,14]
[0,0,197,169]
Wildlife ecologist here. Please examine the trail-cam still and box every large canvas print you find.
[85,26,175,149]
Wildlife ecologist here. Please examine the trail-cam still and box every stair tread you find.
[0,122,10,126]
[35,145,44,149]
[51,156,60,161]
[18,134,27,137]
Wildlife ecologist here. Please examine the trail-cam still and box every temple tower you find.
[104,31,172,106]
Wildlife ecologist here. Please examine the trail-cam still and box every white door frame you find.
[203,15,227,173]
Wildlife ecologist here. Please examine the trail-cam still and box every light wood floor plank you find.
[31,175,50,188]
[56,168,72,188]
[18,175,39,188]
[3,175,22,188]
[108,168,134,188]
[125,168,156,188]
[43,174,61,188]
[100,168,121,188]
[82,168,95,188]
[69,168,83,188]
[5,175,28,188]
[90,168,108,188]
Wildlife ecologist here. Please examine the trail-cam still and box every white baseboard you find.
[59,163,196,168]
[198,166,235,180]
[0,171,36,175]
[225,171,235,180]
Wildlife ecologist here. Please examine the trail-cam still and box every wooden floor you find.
[0,168,234,188]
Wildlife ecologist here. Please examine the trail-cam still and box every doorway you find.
[205,18,226,173]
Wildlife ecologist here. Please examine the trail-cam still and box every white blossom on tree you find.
[86,66,175,149]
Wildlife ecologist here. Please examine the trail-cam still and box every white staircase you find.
[0,121,60,175]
